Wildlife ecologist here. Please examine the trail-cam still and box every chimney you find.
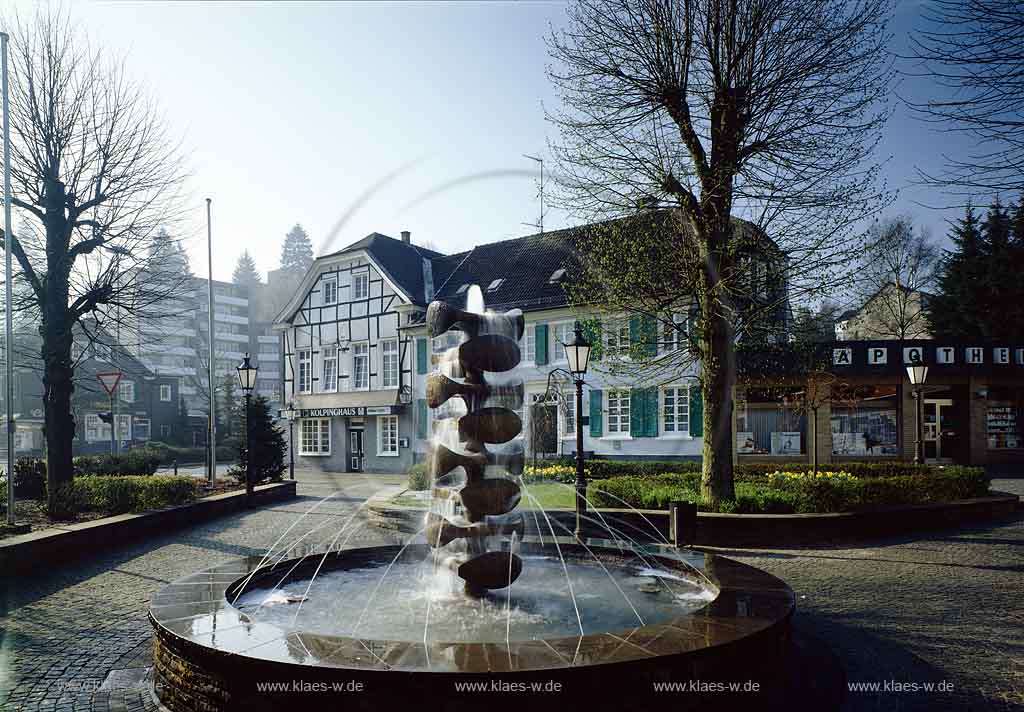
[401,230,411,244]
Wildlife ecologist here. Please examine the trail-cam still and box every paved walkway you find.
[0,471,1021,711]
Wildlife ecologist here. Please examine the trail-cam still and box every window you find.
[561,392,576,435]
[322,345,338,392]
[298,350,312,393]
[455,283,469,295]
[94,343,112,361]
[353,272,369,300]
[660,314,687,354]
[115,414,132,442]
[322,277,338,305]
[607,390,630,434]
[134,418,151,441]
[85,414,111,443]
[160,424,172,439]
[487,278,505,292]
[662,387,690,434]
[259,342,278,354]
[520,327,536,364]
[377,415,398,455]
[552,322,573,362]
[605,319,630,356]
[986,387,1023,449]
[119,380,135,403]
[829,385,899,456]
[381,339,399,388]
[353,342,369,390]
[300,418,331,455]
[160,384,173,402]
[736,387,806,456]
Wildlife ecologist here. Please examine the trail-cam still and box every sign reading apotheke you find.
[299,406,398,418]
[833,345,1024,367]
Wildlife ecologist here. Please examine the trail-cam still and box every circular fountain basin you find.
[150,539,794,711]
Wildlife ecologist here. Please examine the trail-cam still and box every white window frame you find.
[352,342,370,390]
[160,424,172,439]
[353,272,370,300]
[85,414,111,443]
[377,415,399,456]
[605,318,630,357]
[381,339,399,389]
[322,277,338,305]
[159,384,173,402]
[300,418,331,456]
[561,392,577,437]
[134,418,151,441]
[298,349,312,393]
[660,314,687,355]
[661,386,691,437]
[606,389,631,435]
[119,380,135,403]
[115,413,132,442]
[552,322,573,363]
[321,345,338,393]
[523,327,536,364]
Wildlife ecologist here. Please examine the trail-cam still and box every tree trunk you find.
[42,306,76,517]
[700,300,737,506]
[811,406,819,475]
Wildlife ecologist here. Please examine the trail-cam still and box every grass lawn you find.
[519,482,578,510]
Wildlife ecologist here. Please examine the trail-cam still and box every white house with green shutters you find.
[404,227,705,463]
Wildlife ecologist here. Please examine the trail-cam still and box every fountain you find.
[148,287,796,711]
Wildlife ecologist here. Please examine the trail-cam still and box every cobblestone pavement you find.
[1,472,1021,711]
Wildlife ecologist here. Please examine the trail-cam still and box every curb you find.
[367,490,1020,547]
[0,481,297,574]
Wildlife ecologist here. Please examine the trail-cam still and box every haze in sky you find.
[6,1,993,282]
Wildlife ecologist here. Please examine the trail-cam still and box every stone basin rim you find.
[149,539,795,674]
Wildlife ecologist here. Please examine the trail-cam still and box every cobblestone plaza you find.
[1,472,1021,711]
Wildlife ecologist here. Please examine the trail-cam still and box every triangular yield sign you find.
[96,371,123,395]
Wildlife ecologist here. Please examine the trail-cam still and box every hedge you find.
[70,475,198,515]
[137,441,238,466]
[545,459,936,481]
[589,466,990,514]
[73,452,161,477]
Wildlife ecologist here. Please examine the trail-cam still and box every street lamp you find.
[563,322,592,539]
[279,401,297,481]
[906,362,928,465]
[236,354,258,503]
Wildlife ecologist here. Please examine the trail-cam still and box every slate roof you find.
[322,232,445,306]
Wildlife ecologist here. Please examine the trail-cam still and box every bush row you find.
[548,459,936,481]
[62,475,198,515]
[589,466,990,514]
[137,441,239,466]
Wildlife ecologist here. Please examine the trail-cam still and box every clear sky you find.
[5,0,1002,281]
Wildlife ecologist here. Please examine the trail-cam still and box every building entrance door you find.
[923,398,954,462]
[349,429,364,472]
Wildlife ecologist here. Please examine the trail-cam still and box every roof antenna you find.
[522,154,544,233]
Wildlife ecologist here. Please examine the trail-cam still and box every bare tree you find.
[846,216,938,339]
[907,0,1024,194]
[0,9,188,514]
[547,0,894,503]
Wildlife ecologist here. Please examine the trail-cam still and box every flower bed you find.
[590,466,990,514]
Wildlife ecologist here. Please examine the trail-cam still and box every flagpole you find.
[206,198,216,484]
[2,32,16,526]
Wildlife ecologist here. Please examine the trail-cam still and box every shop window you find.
[986,387,1023,449]
[829,385,900,456]
[378,415,398,455]
[735,387,805,455]
[300,418,331,455]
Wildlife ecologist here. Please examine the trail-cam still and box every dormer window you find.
[549,268,566,283]
[487,278,505,292]
[455,284,470,295]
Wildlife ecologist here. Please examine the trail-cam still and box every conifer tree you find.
[280,224,314,276]
[232,250,261,289]
[927,204,987,339]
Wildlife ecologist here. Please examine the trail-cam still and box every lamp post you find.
[236,354,258,504]
[906,362,928,465]
[280,401,297,481]
[563,322,592,539]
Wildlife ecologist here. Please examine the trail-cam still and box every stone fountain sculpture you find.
[424,298,526,597]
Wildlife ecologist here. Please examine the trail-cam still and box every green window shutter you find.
[589,389,603,437]
[643,317,657,357]
[416,338,428,374]
[629,387,643,437]
[535,323,548,365]
[416,399,428,440]
[629,316,640,348]
[583,321,602,362]
[645,388,659,437]
[689,383,704,437]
